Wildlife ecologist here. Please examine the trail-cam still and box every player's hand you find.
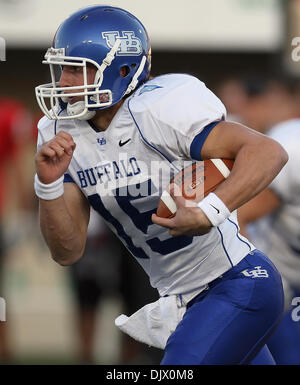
[35,131,76,184]
[151,184,212,237]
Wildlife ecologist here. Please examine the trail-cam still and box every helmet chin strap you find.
[125,55,147,95]
[67,101,96,120]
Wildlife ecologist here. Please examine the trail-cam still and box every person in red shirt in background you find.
[0,97,33,363]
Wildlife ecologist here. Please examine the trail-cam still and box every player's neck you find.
[90,100,124,132]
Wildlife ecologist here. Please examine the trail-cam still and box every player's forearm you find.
[214,137,288,212]
[39,197,86,265]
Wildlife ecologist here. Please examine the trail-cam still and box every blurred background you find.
[0,0,300,365]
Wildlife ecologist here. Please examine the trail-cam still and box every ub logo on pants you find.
[241,266,269,278]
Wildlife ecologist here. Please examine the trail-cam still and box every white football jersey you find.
[247,119,300,290]
[37,74,255,298]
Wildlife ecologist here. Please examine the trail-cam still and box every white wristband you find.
[197,192,231,227]
[34,174,64,200]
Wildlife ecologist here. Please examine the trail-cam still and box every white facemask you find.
[35,40,121,120]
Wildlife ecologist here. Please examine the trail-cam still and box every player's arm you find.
[200,121,288,211]
[36,131,90,266]
[39,183,90,265]
[152,121,288,236]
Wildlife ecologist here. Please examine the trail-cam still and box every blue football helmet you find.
[35,5,151,120]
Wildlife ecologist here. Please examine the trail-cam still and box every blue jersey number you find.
[88,179,193,259]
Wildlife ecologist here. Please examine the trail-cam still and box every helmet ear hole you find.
[120,66,130,77]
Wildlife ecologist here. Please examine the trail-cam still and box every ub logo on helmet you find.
[102,31,143,56]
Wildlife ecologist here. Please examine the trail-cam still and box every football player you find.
[239,117,300,364]
[34,5,288,364]
[217,75,300,364]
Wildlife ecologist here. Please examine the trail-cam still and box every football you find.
[156,159,234,218]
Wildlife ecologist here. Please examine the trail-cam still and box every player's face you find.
[59,64,97,104]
